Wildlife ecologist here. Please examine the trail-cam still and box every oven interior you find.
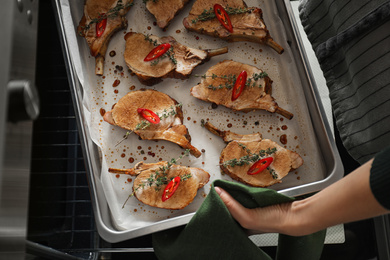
[25,1,382,259]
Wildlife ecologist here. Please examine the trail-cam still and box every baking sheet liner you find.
[60,0,326,232]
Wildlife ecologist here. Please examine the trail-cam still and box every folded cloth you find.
[152,180,325,260]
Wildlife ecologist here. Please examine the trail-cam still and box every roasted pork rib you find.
[109,161,210,210]
[78,0,133,75]
[103,89,202,157]
[191,60,293,119]
[183,0,283,54]
[145,0,190,29]
[205,122,303,187]
[124,32,228,86]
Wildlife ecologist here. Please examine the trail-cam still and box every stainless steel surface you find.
[0,121,34,258]
[54,0,343,243]
[7,80,40,122]
[0,0,39,258]
[0,1,13,186]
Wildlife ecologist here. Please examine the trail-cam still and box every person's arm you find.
[215,158,390,236]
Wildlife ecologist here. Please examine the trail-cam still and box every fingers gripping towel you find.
[152,180,325,260]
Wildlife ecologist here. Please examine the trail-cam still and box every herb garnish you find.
[270,169,278,180]
[222,143,278,179]
[156,103,182,118]
[122,149,191,208]
[79,0,134,36]
[144,35,177,66]
[195,72,268,91]
[191,6,248,24]
[115,103,182,146]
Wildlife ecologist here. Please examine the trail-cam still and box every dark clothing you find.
[370,145,390,210]
[299,0,390,209]
[299,0,390,164]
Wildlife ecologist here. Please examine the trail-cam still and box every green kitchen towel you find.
[152,179,326,260]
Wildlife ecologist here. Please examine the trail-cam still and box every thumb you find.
[214,186,252,228]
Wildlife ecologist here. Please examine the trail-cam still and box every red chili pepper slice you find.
[137,108,160,124]
[144,43,171,62]
[231,70,247,101]
[247,157,274,175]
[214,4,233,33]
[162,176,181,202]
[96,13,107,38]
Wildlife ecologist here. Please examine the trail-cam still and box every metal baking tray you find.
[54,0,343,243]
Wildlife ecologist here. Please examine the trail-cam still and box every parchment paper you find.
[60,0,326,231]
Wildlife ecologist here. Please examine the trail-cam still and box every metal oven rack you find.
[26,1,98,259]
[26,1,156,259]
[25,1,381,260]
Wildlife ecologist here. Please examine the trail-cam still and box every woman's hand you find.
[215,158,390,237]
[215,186,295,236]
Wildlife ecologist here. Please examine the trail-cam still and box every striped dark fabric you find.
[299,0,390,164]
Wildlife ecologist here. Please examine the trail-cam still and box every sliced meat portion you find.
[183,0,283,54]
[124,32,228,86]
[109,161,210,210]
[191,60,293,119]
[78,0,133,75]
[103,89,202,157]
[145,0,190,29]
[205,122,303,187]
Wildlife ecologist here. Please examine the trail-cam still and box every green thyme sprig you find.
[222,145,277,167]
[238,142,252,154]
[222,144,278,179]
[156,103,182,119]
[144,35,177,65]
[191,6,248,24]
[196,73,236,80]
[134,120,151,131]
[252,72,268,80]
[115,104,182,147]
[122,149,191,208]
[115,120,150,147]
[79,0,134,35]
[196,73,237,90]
[144,34,159,46]
[195,72,268,91]
[245,72,268,88]
[270,169,278,180]
[152,149,191,190]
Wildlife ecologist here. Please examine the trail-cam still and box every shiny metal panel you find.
[0,121,33,257]
[0,0,39,258]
